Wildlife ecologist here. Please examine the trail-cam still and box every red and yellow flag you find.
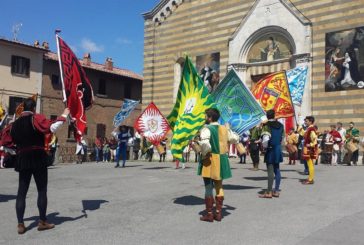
[252,71,294,118]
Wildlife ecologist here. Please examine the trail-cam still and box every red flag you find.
[56,35,94,141]
[251,71,294,118]
[134,102,170,146]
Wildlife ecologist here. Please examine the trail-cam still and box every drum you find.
[345,141,358,153]
[236,143,246,155]
[191,142,202,153]
[324,142,333,153]
[156,144,165,155]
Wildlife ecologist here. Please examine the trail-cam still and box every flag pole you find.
[55,30,67,104]
[55,30,74,130]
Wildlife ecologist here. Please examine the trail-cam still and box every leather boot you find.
[214,196,224,221]
[38,220,55,231]
[17,223,26,235]
[200,196,214,222]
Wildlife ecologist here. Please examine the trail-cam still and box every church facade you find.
[143,0,364,131]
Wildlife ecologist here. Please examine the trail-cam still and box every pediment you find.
[231,0,311,40]
[229,0,312,64]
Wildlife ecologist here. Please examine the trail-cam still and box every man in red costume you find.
[328,125,342,165]
[301,116,318,185]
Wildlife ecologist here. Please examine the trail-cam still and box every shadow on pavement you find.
[0,194,17,203]
[244,176,287,181]
[82,199,109,218]
[173,195,204,205]
[24,212,86,231]
[123,165,143,168]
[143,167,170,170]
[223,184,260,190]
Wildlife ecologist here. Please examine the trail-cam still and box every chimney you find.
[83,53,91,66]
[42,41,49,49]
[34,40,40,47]
[105,57,113,71]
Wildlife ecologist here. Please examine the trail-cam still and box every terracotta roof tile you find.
[44,52,143,81]
[0,37,48,52]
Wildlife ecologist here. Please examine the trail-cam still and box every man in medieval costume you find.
[301,116,318,185]
[198,108,239,222]
[10,98,69,234]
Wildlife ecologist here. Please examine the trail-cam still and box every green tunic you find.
[197,125,232,180]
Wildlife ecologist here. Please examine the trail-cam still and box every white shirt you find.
[337,128,346,141]
[199,122,239,157]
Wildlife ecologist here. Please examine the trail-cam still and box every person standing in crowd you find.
[183,142,191,163]
[133,134,141,160]
[344,122,360,166]
[9,98,69,234]
[336,122,346,164]
[116,126,131,168]
[259,109,284,198]
[239,132,249,164]
[301,116,318,185]
[198,108,239,222]
[249,125,262,171]
[328,125,342,165]
[0,122,16,169]
[102,139,110,162]
[159,137,167,162]
[94,137,102,163]
[286,128,298,165]
[146,140,154,162]
[109,136,118,162]
[75,138,87,164]
[193,134,201,163]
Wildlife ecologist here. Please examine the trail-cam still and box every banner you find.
[167,56,215,160]
[286,66,308,106]
[212,69,266,135]
[252,71,294,118]
[113,99,139,127]
[56,34,94,141]
[134,102,170,146]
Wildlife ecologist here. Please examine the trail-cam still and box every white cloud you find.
[115,37,132,45]
[69,45,78,53]
[81,38,104,53]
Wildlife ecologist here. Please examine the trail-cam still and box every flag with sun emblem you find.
[167,56,215,161]
[252,71,295,118]
[134,102,170,146]
[212,69,266,136]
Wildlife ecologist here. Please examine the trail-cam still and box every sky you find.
[0,0,160,75]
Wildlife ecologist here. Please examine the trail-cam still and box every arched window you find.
[247,34,293,63]
[173,57,185,103]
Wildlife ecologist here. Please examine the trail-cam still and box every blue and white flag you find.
[113,99,139,127]
[286,66,308,106]
[211,69,266,136]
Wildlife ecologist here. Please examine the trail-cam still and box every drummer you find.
[328,125,342,165]
[344,122,360,166]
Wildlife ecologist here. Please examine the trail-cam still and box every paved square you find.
[1,160,364,245]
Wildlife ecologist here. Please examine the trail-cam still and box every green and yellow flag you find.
[167,56,215,161]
